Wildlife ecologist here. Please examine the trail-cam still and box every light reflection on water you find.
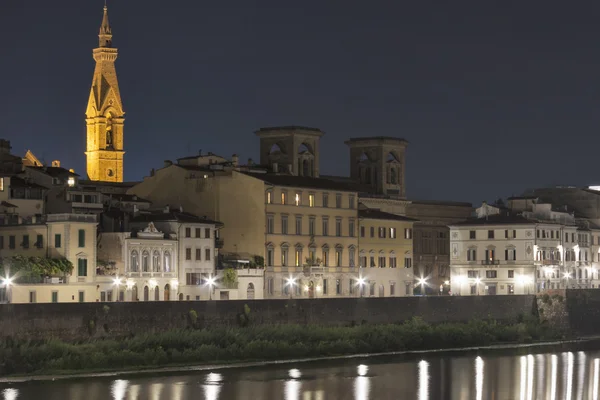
[3,349,600,399]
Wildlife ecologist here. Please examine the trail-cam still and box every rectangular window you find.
[378,256,386,268]
[295,192,301,206]
[78,258,88,276]
[267,215,274,234]
[349,195,355,209]
[507,284,514,294]
[470,230,476,239]
[78,291,85,303]
[322,218,329,236]
[205,228,211,238]
[101,292,106,302]
[370,282,375,296]
[488,230,494,239]
[185,248,191,260]
[295,216,302,235]
[281,191,287,204]
[195,228,201,238]
[336,250,342,267]
[336,193,342,208]
[378,227,386,238]
[196,248,201,261]
[370,256,375,267]
[0,236,3,249]
[0,178,3,191]
[572,233,575,242]
[405,283,411,296]
[119,291,125,301]
[485,249,495,261]
[36,234,43,248]
[467,249,477,261]
[323,279,328,294]
[205,248,211,261]
[309,193,315,207]
[370,227,375,238]
[78,229,85,247]
[282,216,289,234]
[508,270,514,278]
[282,248,289,266]
[54,234,61,248]
[309,217,315,236]
[22,235,29,249]
[336,279,341,295]
[267,191,272,204]
[486,270,497,278]
[565,233,569,242]
[295,249,302,266]
[107,291,113,302]
[349,248,356,267]
[322,249,329,266]
[349,219,355,237]
[29,291,36,304]
[51,291,58,303]
[390,282,396,296]
[349,279,355,295]
[267,248,274,266]
[335,218,342,237]
[323,193,329,207]
[267,278,274,295]
[360,226,365,237]
[404,257,412,268]
[9,235,15,249]
[389,257,397,268]
[390,227,396,239]
[405,228,412,239]
[185,227,191,238]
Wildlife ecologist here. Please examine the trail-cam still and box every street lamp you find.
[1,276,13,303]
[453,275,464,296]
[357,277,366,297]
[113,276,122,301]
[417,277,427,295]
[474,277,481,296]
[206,276,216,301]
[286,277,296,299]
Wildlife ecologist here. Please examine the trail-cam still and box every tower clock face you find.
[107,169,114,177]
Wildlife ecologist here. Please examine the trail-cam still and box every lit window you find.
[390,227,396,239]
[309,194,315,207]
[281,192,287,204]
[67,177,75,187]
[0,177,4,191]
[266,191,272,204]
[295,193,301,206]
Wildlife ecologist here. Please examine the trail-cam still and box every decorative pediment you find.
[138,222,164,239]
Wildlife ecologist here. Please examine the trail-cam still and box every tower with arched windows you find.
[255,126,323,177]
[345,137,408,198]
[85,5,125,182]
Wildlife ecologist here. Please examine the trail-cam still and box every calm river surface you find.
[3,345,600,399]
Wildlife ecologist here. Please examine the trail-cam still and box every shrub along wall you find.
[0,295,539,342]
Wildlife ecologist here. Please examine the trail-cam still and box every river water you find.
[2,345,600,399]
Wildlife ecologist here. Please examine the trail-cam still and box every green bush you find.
[0,318,563,376]
[541,293,551,304]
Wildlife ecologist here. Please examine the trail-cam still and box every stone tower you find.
[85,5,125,182]
[345,137,408,197]
[255,126,323,177]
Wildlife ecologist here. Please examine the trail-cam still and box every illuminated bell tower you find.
[85,5,125,182]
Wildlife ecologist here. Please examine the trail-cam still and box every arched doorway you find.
[308,281,315,298]
[247,283,255,300]
[179,293,184,301]
[143,286,149,301]
[154,286,159,301]
[164,284,170,301]
[132,285,138,301]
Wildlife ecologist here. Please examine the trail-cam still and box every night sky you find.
[3,1,600,205]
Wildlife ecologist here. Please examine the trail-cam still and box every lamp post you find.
[206,276,216,301]
[286,277,296,299]
[112,276,122,302]
[2,276,13,304]
[417,277,428,296]
[357,277,366,298]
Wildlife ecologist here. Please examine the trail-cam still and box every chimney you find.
[231,154,239,167]
[51,160,61,168]
[272,163,278,173]
[164,160,173,168]
[0,140,11,154]
[150,168,155,177]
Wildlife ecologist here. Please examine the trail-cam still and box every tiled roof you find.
[131,210,222,226]
[107,194,151,203]
[451,214,536,226]
[243,172,358,192]
[28,166,79,178]
[9,176,47,189]
[359,209,419,222]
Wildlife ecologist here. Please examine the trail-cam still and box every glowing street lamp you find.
[206,276,216,301]
[357,277,366,297]
[112,276,122,302]
[1,276,13,304]
[453,275,465,296]
[286,277,296,299]
[417,277,428,295]
[474,277,481,296]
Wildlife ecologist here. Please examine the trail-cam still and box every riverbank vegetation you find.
[0,317,563,376]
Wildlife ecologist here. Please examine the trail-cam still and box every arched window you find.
[348,245,356,267]
[369,250,376,267]
[154,286,160,301]
[164,251,171,272]
[322,244,330,267]
[378,250,386,268]
[295,244,303,267]
[130,250,139,272]
[335,245,344,267]
[164,284,170,301]
[266,243,275,267]
[359,249,367,268]
[142,251,149,272]
[281,243,290,267]
[390,167,396,184]
[389,250,397,268]
[247,283,255,300]
[152,250,160,272]
[143,286,149,301]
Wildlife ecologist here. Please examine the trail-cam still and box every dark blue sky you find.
[3,1,600,204]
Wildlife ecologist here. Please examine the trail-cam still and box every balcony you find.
[47,214,97,223]
[542,260,561,266]
[481,260,500,266]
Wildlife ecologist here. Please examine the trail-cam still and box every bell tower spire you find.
[85,3,125,182]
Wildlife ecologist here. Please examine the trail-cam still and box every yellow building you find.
[358,209,416,297]
[0,214,105,303]
[85,5,125,182]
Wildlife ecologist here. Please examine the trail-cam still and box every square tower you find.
[255,126,324,177]
[345,137,408,198]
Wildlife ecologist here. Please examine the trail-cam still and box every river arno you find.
[2,344,600,400]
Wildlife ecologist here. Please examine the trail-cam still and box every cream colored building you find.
[0,214,106,303]
[358,209,416,296]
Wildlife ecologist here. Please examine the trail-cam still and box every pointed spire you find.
[98,4,113,48]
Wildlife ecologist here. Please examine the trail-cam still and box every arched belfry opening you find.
[256,126,324,177]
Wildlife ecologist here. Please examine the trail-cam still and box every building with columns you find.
[85,5,125,182]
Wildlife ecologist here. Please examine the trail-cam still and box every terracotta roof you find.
[27,166,79,178]
[451,214,535,226]
[359,209,419,222]
[243,172,358,192]
[131,210,222,226]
